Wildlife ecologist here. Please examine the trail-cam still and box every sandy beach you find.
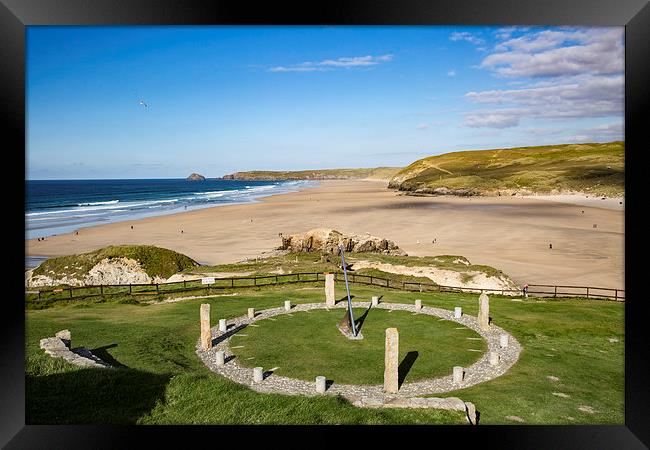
[26,180,624,289]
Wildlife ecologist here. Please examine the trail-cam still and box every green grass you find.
[389,141,624,196]
[222,167,401,181]
[234,308,484,384]
[32,245,198,282]
[26,285,623,424]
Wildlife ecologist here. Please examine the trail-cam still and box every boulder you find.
[186,173,206,181]
[278,228,405,255]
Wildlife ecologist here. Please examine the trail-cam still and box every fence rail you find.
[25,271,625,303]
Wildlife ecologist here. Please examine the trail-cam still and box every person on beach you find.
[131,225,133,230]
[549,243,553,249]
[523,283,529,298]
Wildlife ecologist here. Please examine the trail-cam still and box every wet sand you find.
[26,180,624,289]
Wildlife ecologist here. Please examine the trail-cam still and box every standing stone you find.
[315,375,327,394]
[454,307,462,319]
[453,366,464,383]
[219,318,227,333]
[415,299,422,310]
[499,334,509,348]
[489,351,500,366]
[248,308,255,319]
[215,350,225,366]
[253,366,264,383]
[478,292,490,330]
[384,328,399,393]
[325,273,335,306]
[372,296,379,306]
[284,300,291,311]
[200,304,212,350]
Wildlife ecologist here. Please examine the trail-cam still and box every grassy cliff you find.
[32,245,198,281]
[222,167,400,181]
[388,141,624,196]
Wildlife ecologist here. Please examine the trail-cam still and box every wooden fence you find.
[25,271,625,303]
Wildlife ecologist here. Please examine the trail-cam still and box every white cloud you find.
[464,110,523,128]
[462,27,624,129]
[447,69,456,76]
[567,121,624,142]
[417,123,430,130]
[269,54,393,72]
[450,32,485,46]
[482,28,623,78]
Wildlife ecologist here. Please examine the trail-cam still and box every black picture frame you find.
[2,0,648,448]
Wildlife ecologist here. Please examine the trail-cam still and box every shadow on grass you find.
[26,367,171,424]
[354,303,373,333]
[335,295,355,305]
[398,351,419,388]
[90,344,127,368]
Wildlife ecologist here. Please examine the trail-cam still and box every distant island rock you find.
[186,173,206,181]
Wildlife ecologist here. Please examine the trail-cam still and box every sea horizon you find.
[26,178,316,241]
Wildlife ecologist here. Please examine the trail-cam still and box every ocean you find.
[26,178,315,241]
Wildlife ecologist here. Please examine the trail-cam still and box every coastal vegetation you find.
[30,245,198,286]
[221,167,400,181]
[388,141,624,196]
[26,285,623,424]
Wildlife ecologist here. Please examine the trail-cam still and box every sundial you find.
[336,243,363,339]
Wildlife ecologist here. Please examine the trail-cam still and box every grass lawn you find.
[234,308,485,385]
[25,284,623,425]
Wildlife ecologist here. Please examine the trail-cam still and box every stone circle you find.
[196,301,522,402]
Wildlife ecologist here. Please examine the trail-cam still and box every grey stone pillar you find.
[215,350,225,366]
[384,328,399,393]
[315,375,327,394]
[453,366,464,383]
[478,292,490,330]
[372,296,379,306]
[200,304,212,350]
[284,300,291,311]
[454,307,462,319]
[489,351,499,366]
[325,273,335,306]
[253,367,264,383]
[248,308,255,319]
[415,299,422,310]
[219,318,227,333]
[499,334,509,348]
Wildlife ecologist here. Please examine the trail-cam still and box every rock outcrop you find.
[278,228,406,255]
[27,257,166,287]
[186,173,206,181]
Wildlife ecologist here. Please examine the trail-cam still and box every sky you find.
[26,26,624,179]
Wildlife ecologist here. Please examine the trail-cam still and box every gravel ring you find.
[196,301,522,401]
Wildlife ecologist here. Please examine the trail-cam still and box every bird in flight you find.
[139,100,148,108]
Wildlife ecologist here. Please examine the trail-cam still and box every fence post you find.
[276,275,279,284]
[38,290,41,300]
[370,276,373,285]
[156,283,159,294]
[100,285,103,295]
[614,290,618,301]
[254,277,257,286]
[129,284,132,294]
[183,280,186,289]
[554,285,557,298]
[402,281,405,290]
[297,273,300,281]
[586,287,589,298]
[69,288,73,299]
[231,278,234,288]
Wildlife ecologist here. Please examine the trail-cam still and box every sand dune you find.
[25,180,624,289]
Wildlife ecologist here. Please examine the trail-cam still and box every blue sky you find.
[26,26,624,179]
